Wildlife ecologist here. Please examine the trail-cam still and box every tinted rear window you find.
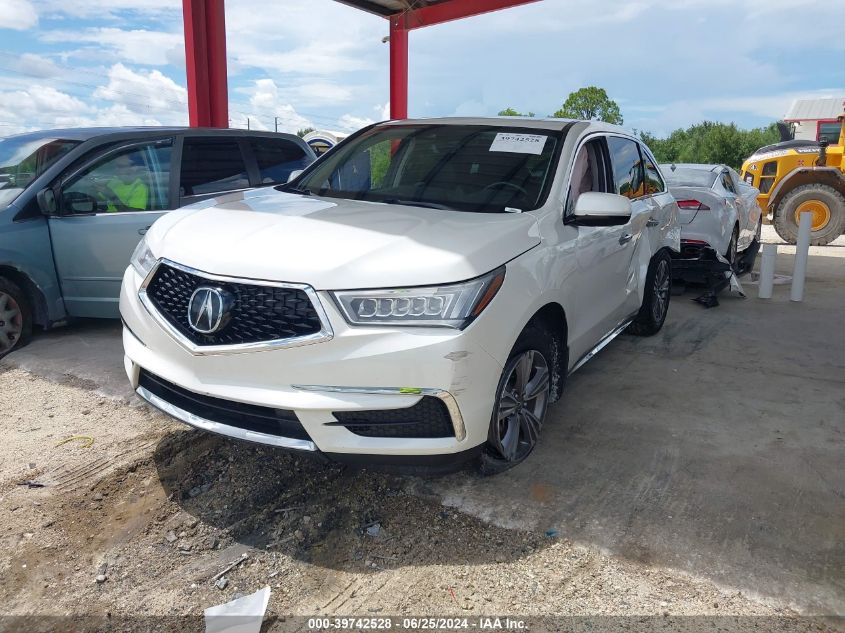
[180,138,249,197]
[662,168,718,188]
[249,138,310,185]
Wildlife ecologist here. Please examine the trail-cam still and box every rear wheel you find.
[0,278,32,359]
[773,184,845,246]
[627,251,672,337]
[480,324,557,475]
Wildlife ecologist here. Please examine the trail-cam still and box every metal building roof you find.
[784,97,845,122]
[335,0,450,17]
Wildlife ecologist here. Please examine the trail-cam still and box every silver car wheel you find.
[0,291,23,353]
[651,258,670,324]
[490,350,550,462]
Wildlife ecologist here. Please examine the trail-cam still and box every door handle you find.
[646,218,659,227]
[138,226,150,235]
[619,233,633,244]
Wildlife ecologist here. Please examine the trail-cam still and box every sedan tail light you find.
[676,199,710,211]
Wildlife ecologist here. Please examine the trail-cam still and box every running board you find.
[568,318,634,375]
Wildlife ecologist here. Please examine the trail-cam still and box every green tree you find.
[552,87,623,124]
[640,122,781,169]
[296,127,316,138]
[498,107,535,117]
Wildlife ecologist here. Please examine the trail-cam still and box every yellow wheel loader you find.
[741,110,844,246]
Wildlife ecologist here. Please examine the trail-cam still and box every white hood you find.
[146,188,541,290]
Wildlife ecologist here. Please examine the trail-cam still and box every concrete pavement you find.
[3,227,843,615]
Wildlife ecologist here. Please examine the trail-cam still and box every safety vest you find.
[106,178,148,211]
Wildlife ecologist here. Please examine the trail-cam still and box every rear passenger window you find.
[180,138,249,197]
[643,150,665,195]
[249,138,310,185]
[607,137,645,199]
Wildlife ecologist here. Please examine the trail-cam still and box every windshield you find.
[661,167,717,188]
[286,124,562,213]
[0,136,80,206]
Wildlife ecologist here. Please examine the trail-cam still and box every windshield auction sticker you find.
[489,133,547,155]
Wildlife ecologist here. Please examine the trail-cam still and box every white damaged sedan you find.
[121,118,680,473]
[661,163,762,269]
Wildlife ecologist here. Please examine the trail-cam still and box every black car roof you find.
[1,126,301,142]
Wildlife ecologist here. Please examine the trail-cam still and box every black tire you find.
[0,277,32,360]
[773,184,845,246]
[738,218,762,274]
[626,250,672,337]
[479,323,559,475]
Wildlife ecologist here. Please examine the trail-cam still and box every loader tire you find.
[773,184,845,246]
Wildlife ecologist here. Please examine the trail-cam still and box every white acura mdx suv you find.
[120,118,680,473]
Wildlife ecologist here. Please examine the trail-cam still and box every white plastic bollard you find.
[790,211,813,302]
[758,243,777,299]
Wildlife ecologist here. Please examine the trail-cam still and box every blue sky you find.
[0,0,843,137]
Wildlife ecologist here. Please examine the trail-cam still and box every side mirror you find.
[62,191,98,215]
[287,169,304,183]
[36,188,57,215]
[572,192,632,225]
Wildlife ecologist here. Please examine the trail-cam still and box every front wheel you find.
[0,278,32,359]
[480,324,557,475]
[626,251,672,337]
[773,184,845,246]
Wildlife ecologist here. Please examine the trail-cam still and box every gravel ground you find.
[0,365,839,632]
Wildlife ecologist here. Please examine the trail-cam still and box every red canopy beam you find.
[183,0,229,127]
[388,0,540,120]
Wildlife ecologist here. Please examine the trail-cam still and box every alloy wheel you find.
[651,258,671,323]
[0,291,23,354]
[490,350,550,462]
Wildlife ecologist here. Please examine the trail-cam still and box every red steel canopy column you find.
[181,0,541,127]
[182,0,229,127]
[385,0,540,120]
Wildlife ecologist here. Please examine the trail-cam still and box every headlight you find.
[332,266,505,329]
[130,237,156,278]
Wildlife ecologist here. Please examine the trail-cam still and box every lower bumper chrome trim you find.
[136,385,317,452]
[292,384,467,442]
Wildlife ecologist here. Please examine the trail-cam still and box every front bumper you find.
[120,266,502,460]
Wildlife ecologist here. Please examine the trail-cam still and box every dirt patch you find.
[0,367,836,631]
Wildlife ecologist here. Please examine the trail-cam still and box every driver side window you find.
[62,141,172,214]
[566,137,611,216]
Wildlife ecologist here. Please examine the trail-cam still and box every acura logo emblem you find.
[187,286,234,334]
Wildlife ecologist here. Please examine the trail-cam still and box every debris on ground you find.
[204,586,270,633]
[0,366,835,631]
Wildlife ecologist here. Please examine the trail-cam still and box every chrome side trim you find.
[568,316,635,375]
[292,384,467,442]
[138,258,334,356]
[136,385,317,451]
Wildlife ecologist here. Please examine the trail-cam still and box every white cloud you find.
[0,85,89,114]
[628,89,845,137]
[93,63,187,115]
[0,84,91,134]
[0,64,187,134]
[41,28,183,65]
[235,41,376,76]
[0,0,37,29]
[16,53,61,77]
[225,0,384,76]
[38,0,179,19]
[337,114,373,132]
[230,79,313,133]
